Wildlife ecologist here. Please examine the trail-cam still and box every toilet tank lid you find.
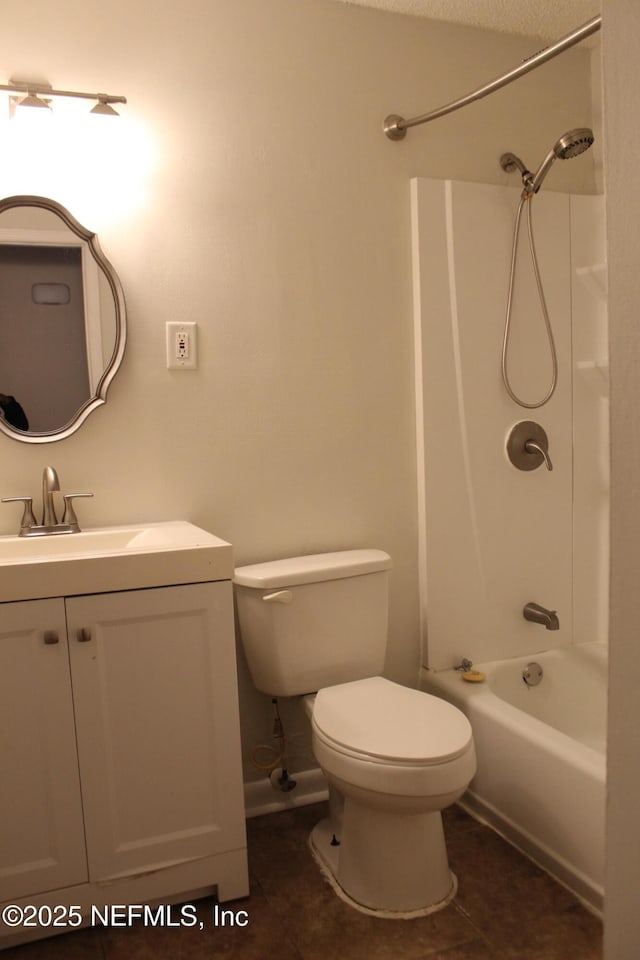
[234,549,392,588]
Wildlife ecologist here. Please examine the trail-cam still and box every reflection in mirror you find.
[0,196,126,442]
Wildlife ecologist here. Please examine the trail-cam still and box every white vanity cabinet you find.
[0,598,88,899]
[0,578,248,945]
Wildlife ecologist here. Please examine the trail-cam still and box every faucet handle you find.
[62,493,93,530]
[1,496,37,534]
[524,439,553,471]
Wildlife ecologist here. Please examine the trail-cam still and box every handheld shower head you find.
[527,127,594,195]
[554,128,595,159]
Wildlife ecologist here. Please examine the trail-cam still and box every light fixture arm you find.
[1,79,126,107]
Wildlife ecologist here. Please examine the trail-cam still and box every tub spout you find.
[523,602,559,630]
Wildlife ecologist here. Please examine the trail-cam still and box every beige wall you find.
[0,0,593,779]
[603,1,640,956]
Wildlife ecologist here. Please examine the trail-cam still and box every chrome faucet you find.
[523,602,559,630]
[2,466,93,537]
[42,465,60,526]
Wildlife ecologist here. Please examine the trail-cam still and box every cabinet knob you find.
[43,630,59,645]
[77,628,92,643]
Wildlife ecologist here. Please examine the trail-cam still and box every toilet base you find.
[309,806,457,917]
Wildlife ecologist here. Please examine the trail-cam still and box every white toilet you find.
[234,549,476,916]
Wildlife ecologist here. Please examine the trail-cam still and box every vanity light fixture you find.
[2,78,127,117]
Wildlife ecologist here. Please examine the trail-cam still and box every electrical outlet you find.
[166,321,197,369]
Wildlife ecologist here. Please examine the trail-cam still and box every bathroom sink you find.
[0,521,233,602]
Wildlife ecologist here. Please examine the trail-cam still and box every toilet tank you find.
[234,549,392,696]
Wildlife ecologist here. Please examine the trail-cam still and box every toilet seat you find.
[312,676,473,766]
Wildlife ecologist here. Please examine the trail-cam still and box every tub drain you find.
[522,662,543,687]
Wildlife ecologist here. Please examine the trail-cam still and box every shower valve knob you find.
[507,421,552,471]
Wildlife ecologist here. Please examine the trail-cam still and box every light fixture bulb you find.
[90,99,119,117]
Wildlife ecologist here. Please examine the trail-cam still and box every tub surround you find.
[411,176,607,915]
[412,179,608,670]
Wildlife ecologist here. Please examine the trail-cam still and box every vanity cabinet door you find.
[66,581,246,883]
[0,599,88,901]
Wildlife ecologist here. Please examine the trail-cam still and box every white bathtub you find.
[420,641,606,914]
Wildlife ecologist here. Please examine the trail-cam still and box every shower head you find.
[554,128,594,159]
[500,129,594,197]
[527,128,594,195]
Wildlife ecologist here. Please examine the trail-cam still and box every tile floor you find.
[3,802,602,959]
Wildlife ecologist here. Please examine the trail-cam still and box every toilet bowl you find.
[306,676,476,914]
[233,549,477,916]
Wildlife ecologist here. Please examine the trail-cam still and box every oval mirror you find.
[0,195,126,443]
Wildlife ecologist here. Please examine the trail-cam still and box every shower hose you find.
[501,194,558,408]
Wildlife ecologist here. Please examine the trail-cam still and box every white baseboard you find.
[244,767,328,818]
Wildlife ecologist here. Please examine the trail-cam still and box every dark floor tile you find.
[1,927,104,959]
[421,938,501,960]
[495,906,603,960]
[100,891,303,960]
[247,802,327,884]
[247,802,602,959]
[443,802,484,835]
[263,889,479,960]
[0,801,603,960]
[447,825,602,959]
[449,821,579,919]
[103,885,302,960]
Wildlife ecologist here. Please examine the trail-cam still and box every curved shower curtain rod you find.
[384,14,602,140]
